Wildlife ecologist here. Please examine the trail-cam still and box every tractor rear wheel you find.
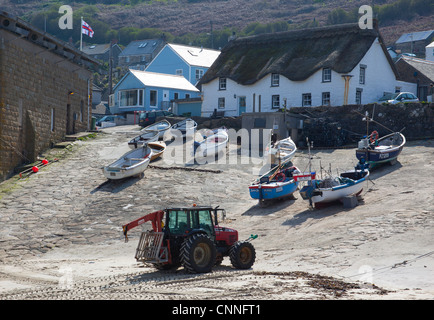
[229,241,256,269]
[181,234,217,273]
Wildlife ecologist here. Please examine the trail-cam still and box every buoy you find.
[32,166,39,173]
[42,159,48,165]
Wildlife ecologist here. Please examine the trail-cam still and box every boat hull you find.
[193,129,228,158]
[356,132,405,168]
[300,170,369,204]
[249,180,299,200]
[103,146,152,180]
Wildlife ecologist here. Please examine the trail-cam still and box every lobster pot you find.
[135,231,168,263]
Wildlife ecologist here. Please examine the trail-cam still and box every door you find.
[162,90,170,110]
[238,96,246,115]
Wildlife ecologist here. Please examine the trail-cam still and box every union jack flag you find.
[81,20,94,38]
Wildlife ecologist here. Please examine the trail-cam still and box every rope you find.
[343,250,434,280]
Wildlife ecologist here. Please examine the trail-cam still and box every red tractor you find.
[122,206,257,273]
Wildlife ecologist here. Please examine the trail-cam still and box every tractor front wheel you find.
[181,234,217,273]
[229,241,256,269]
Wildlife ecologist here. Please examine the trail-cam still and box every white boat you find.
[142,120,171,140]
[267,136,297,164]
[192,127,228,158]
[103,145,153,180]
[298,169,369,207]
[128,130,159,149]
[170,118,197,138]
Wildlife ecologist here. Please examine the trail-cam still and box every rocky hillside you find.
[2,0,433,47]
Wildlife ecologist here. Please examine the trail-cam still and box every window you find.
[272,95,280,109]
[139,90,143,106]
[302,93,312,106]
[322,68,331,82]
[174,92,179,100]
[271,73,279,87]
[80,100,84,122]
[219,78,226,90]
[150,90,157,107]
[120,90,143,107]
[51,108,55,132]
[196,69,204,80]
[359,65,366,84]
[322,92,330,106]
[120,90,138,107]
[185,93,190,99]
[218,97,225,109]
[356,88,363,104]
[176,69,183,76]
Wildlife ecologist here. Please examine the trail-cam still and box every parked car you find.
[378,92,419,104]
[139,110,174,127]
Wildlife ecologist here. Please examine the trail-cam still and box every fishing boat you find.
[142,119,171,140]
[298,168,369,207]
[128,130,159,149]
[103,145,152,180]
[355,109,406,168]
[356,131,406,168]
[192,127,228,158]
[170,118,197,138]
[266,136,297,164]
[249,159,301,207]
[148,141,166,161]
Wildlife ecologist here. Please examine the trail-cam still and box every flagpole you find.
[80,16,83,51]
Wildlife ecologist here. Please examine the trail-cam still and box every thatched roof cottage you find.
[198,22,417,117]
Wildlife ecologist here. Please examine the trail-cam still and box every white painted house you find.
[198,23,416,117]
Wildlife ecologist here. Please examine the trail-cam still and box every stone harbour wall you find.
[0,29,92,181]
[288,103,434,147]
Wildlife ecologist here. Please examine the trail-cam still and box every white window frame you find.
[119,89,144,108]
[359,65,366,84]
[302,93,312,107]
[271,73,279,87]
[218,97,225,109]
[322,92,330,106]
[196,69,204,80]
[219,78,227,90]
[322,68,332,82]
[271,95,280,109]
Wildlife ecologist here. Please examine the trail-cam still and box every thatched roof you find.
[199,23,396,86]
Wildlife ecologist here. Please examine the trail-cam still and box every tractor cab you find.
[165,207,216,241]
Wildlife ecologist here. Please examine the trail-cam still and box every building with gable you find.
[109,69,200,115]
[145,43,220,85]
[118,38,165,70]
[198,22,416,117]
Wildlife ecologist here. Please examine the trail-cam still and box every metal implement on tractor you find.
[122,206,257,274]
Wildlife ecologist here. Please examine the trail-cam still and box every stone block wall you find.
[0,30,93,181]
[288,103,434,147]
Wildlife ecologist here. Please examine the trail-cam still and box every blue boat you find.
[356,131,405,168]
[249,160,300,207]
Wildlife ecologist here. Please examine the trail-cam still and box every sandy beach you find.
[0,124,433,300]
